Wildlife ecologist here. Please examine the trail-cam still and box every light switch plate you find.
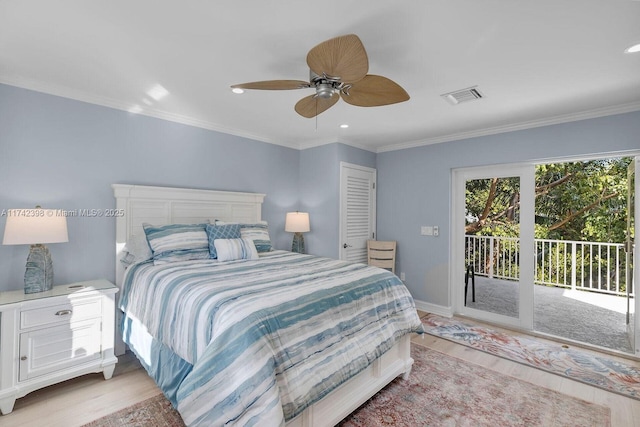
[421,226,433,236]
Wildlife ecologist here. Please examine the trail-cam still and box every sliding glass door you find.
[452,164,535,330]
[453,157,640,356]
[531,156,639,354]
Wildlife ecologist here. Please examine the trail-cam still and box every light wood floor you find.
[2,314,640,427]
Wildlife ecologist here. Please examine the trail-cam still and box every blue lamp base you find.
[24,244,54,294]
[291,232,305,254]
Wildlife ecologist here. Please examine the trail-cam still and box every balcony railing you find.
[465,235,634,297]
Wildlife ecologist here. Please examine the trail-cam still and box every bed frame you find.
[112,183,414,427]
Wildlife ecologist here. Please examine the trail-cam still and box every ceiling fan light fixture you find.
[232,88,244,94]
[316,83,335,99]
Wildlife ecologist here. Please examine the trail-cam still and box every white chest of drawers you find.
[0,280,118,415]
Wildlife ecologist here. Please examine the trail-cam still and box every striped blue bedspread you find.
[119,250,423,426]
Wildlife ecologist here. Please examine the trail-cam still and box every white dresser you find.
[0,280,118,415]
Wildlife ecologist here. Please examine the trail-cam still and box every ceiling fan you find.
[231,34,410,118]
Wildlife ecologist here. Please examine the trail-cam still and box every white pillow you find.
[214,238,259,262]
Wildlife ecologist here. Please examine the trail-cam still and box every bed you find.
[112,184,423,426]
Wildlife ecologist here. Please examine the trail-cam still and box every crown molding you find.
[4,76,639,155]
[0,76,301,150]
[298,137,377,153]
[376,101,640,153]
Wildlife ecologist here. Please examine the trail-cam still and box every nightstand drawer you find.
[20,298,102,329]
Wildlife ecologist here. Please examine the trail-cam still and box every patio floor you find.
[465,276,634,354]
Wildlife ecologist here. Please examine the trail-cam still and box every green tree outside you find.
[465,157,633,242]
[465,157,633,291]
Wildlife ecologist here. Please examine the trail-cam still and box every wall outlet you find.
[400,272,406,281]
[433,226,439,236]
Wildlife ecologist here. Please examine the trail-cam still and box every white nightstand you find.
[0,279,118,415]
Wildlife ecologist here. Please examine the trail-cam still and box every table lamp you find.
[285,212,310,254]
[2,206,69,293]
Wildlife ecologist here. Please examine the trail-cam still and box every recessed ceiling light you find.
[232,88,244,94]
[340,124,349,129]
[625,43,640,53]
[147,84,169,101]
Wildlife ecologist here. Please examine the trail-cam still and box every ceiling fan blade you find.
[340,75,410,107]
[306,34,368,83]
[231,80,310,90]
[294,94,340,118]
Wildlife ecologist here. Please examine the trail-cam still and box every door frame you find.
[632,156,640,356]
[338,162,377,261]
[450,163,536,330]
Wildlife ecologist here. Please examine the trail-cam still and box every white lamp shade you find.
[285,212,310,233]
[3,209,69,245]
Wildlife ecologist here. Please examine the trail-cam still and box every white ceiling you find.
[2,1,639,152]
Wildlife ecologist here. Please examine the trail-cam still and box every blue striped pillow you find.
[143,223,210,265]
[205,223,241,259]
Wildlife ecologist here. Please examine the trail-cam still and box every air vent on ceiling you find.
[441,86,484,105]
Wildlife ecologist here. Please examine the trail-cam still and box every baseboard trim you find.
[413,299,453,317]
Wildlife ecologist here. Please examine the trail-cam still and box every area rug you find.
[81,393,184,427]
[340,344,609,426]
[422,312,640,401]
[84,345,609,427]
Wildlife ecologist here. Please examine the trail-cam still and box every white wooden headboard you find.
[112,184,265,287]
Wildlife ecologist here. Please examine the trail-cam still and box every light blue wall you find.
[3,82,639,304]
[377,111,640,307]
[0,84,300,291]
[299,143,376,258]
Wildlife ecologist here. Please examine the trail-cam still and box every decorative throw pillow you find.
[239,222,273,253]
[205,223,242,259]
[143,223,210,265]
[214,238,259,262]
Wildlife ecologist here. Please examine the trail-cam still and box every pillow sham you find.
[214,238,259,262]
[143,223,210,265]
[120,233,153,266]
[239,222,273,253]
[205,223,241,259]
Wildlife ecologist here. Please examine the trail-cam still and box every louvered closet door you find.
[339,162,376,263]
